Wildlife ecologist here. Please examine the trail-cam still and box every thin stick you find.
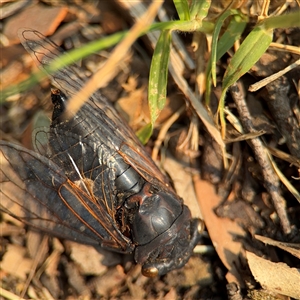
[230,81,291,234]
[249,59,300,92]
[0,288,27,300]
[21,235,49,298]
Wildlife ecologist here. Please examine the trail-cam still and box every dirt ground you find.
[1,1,300,299]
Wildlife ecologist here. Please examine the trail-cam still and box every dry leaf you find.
[4,5,68,45]
[67,241,108,276]
[162,153,201,219]
[247,251,300,299]
[194,176,246,285]
[255,235,300,259]
[93,268,126,297]
[1,244,33,280]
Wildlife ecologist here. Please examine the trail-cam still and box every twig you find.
[249,59,300,92]
[21,235,49,298]
[0,288,27,300]
[230,81,291,234]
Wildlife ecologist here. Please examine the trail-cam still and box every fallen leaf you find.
[4,4,68,45]
[67,241,108,276]
[194,176,246,285]
[255,235,300,259]
[163,153,201,219]
[247,251,300,299]
[1,244,33,280]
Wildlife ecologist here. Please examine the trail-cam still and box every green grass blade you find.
[136,123,153,145]
[173,0,190,21]
[222,25,273,89]
[218,25,273,138]
[189,0,211,21]
[211,9,240,87]
[215,14,248,61]
[148,30,172,126]
[205,13,247,104]
[263,10,300,30]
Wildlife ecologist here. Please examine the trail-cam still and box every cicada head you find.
[130,184,203,277]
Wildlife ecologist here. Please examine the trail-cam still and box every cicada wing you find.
[0,141,132,251]
[18,29,176,195]
[33,127,52,156]
[0,141,89,243]
[90,99,173,187]
[47,128,118,214]
[57,180,133,252]
[18,28,86,97]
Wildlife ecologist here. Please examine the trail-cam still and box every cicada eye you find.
[142,266,159,278]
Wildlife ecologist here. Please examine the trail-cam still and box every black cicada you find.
[0,29,203,277]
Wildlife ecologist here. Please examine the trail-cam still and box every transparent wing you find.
[18,28,86,96]
[0,141,133,252]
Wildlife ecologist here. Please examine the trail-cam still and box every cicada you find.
[0,29,202,277]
